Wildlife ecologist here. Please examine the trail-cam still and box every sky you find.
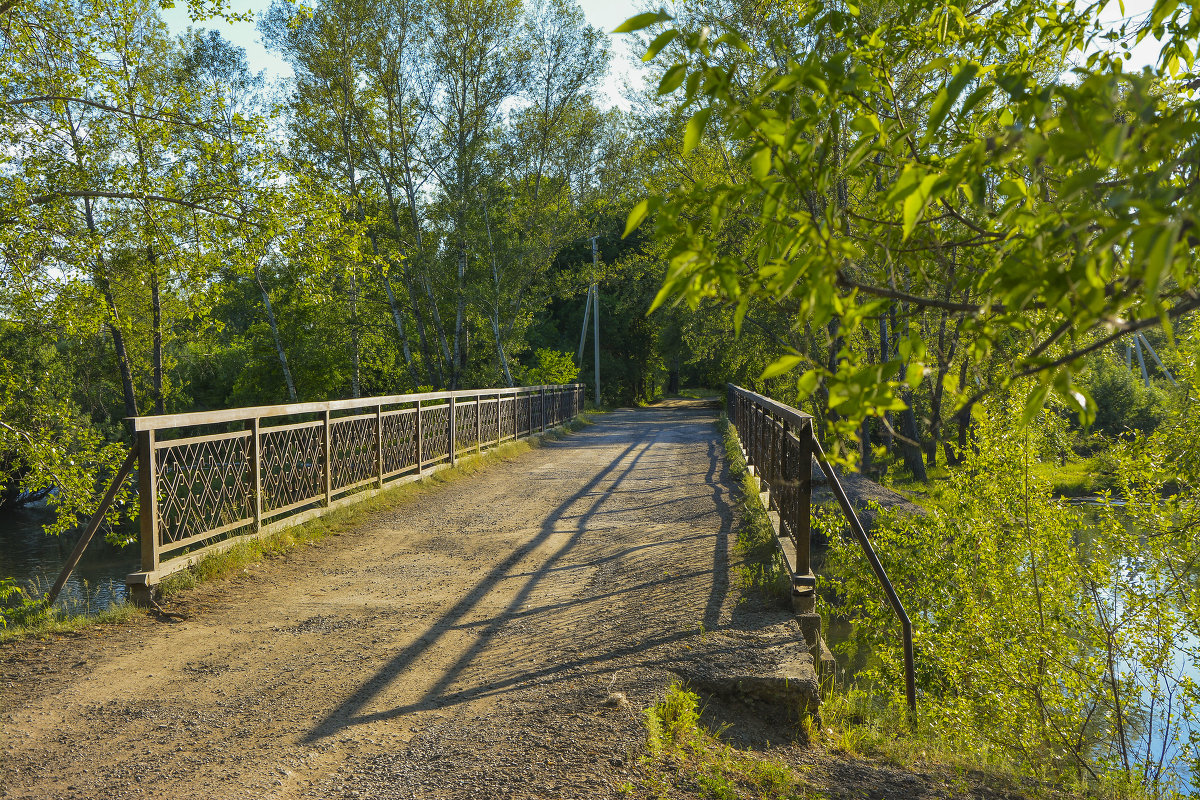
[161,0,1169,110]
[161,0,645,108]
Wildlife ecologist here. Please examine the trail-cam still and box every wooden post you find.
[322,409,332,505]
[496,391,502,444]
[416,399,423,473]
[476,392,482,454]
[138,429,160,575]
[376,404,384,487]
[250,417,262,531]
[541,387,546,432]
[449,394,457,466]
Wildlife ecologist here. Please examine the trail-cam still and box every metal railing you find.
[126,384,585,587]
[726,384,816,604]
[727,384,916,719]
[43,384,584,604]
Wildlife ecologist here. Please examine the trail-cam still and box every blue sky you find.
[161,0,1168,109]
[161,0,644,107]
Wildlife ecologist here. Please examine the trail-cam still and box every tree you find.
[620,0,1200,460]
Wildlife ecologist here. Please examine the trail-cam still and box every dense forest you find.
[2,0,1199,794]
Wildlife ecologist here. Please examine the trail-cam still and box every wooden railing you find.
[118,384,585,589]
[727,383,917,719]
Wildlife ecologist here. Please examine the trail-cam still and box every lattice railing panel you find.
[531,393,544,431]
[331,417,376,491]
[262,425,324,513]
[517,394,530,436]
[132,384,582,580]
[455,402,478,453]
[421,404,449,461]
[480,399,499,443]
[382,411,417,474]
[156,435,253,546]
[499,397,516,440]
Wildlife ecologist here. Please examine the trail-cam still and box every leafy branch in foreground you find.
[622,0,1200,454]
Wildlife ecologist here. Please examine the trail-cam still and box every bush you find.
[1081,356,1168,437]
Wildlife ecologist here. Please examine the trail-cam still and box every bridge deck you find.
[2,400,812,799]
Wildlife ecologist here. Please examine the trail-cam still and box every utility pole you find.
[577,285,592,365]
[591,236,601,406]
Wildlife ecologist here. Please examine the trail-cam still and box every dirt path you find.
[2,400,770,799]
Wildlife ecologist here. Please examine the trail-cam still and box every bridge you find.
[0,388,901,799]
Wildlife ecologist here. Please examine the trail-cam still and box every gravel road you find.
[2,400,779,799]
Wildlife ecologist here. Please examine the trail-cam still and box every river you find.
[0,505,139,615]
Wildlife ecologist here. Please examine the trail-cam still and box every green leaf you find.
[658,64,687,94]
[761,354,803,380]
[643,29,678,61]
[613,10,673,33]
[902,192,925,239]
[905,361,926,388]
[683,107,712,154]
[1021,383,1051,425]
[924,62,979,143]
[796,370,820,397]
[623,198,651,238]
[750,147,772,179]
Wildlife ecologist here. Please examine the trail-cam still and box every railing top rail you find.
[130,383,584,432]
[727,384,813,428]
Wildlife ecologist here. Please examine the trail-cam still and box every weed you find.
[640,683,815,799]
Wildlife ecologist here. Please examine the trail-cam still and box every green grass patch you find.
[1028,456,1115,497]
[0,595,142,643]
[638,683,824,799]
[716,414,790,605]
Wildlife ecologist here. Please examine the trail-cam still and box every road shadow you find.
[304,402,737,743]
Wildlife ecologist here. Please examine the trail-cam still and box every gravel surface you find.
[0,400,1029,799]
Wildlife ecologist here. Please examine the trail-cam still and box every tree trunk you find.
[859,417,873,474]
[349,268,361,398]
[452,237,466,390]
[254,262,298,402]
[148,250,164,415]
[83,197,137,423]
[491,312,514,387]
[879,314,893,451]
[898,391,928,481]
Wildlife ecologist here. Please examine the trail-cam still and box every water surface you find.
[0,506,139,615]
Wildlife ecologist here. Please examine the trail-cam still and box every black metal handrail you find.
[727,384,916,720]
[808,435,917,720]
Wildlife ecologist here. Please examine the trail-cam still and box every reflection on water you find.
[0,505,139,614]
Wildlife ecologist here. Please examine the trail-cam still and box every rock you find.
[601,692,628,709]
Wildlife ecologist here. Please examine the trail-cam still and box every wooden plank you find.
[138,430,160,574]
[259,419,324,434]
[157,516,257,556]
[153,429,251,450]
[129,384,585,431]
[45,444,140,607]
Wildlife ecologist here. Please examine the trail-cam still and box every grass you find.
[637,684,826,800]
[2,412,599,641]
[0,595,141,644]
